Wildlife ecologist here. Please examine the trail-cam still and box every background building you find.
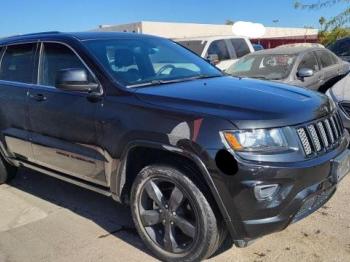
[94,21,319,48]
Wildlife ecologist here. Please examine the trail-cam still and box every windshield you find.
[226,53,296,80]
[84,38,222,87]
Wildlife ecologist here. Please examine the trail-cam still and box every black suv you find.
[0,32,349,262]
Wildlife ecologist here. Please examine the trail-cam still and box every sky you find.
[0,0,348,37]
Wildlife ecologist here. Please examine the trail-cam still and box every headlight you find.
[222,128,290,153]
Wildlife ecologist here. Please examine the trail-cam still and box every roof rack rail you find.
[6,31,61,38]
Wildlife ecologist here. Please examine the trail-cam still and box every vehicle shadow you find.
[8,168,233,260]
[8,168,156,259]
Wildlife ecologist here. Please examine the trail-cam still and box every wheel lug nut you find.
[162,220,166,224]
[172,212,176,216]
[170,221,174,225]
[159,209,162,213]
[165,205,168,209]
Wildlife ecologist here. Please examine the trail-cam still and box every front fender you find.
[111,140,237,239]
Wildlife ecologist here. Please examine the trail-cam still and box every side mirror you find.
[56,68,99,92]
[297,68,314,79]
[207,54,220,65]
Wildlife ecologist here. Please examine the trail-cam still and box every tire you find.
[0,156,17,184]
[131,165,224,262]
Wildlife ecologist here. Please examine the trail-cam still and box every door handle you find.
[29,93,47,102]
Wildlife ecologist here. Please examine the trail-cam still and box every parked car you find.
[328,37,350,62]
[226,46,349,92]
[277,43,325,49]
[176,35,254,71]
[252,43,264,51]
[0,32,349,262]
[327,73,350,130]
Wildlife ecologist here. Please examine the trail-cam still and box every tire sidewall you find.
[131,165,218,262]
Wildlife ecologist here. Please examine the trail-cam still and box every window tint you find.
[317,50,336,68]
[298,52,319,71]
[39,43,95,87]
[177,40,207,56]
[0,43,36,84]
[231,39,250,58]
[227,54,296,80]
[207,40,230,61]
[85,38,221,87]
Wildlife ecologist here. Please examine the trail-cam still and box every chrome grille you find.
[307,125,321,152]
[297,128,312,155]
[324,119,335,143]
[297,112,344,156]
[330,116,339,139]
[317,121,329,148]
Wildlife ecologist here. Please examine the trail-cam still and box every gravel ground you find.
[0,169,349,262]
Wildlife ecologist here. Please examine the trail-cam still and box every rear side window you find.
[298,52,319,71]
[207,40,230,61]
[231,39,251,58]
[316,50,336,68]
[177,40,207,56]
[39,43,95,87]
[0,43,36,84]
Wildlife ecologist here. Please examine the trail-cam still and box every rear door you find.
[0,43,38,160]
[27,42,107,186]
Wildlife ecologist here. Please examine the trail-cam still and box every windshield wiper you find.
[127,74,222,88]
[251,75,270,80]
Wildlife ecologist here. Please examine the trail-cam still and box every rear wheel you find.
[131,165,224,262]
[0,156,17,184]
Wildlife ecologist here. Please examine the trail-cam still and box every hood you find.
[134,76,331,129]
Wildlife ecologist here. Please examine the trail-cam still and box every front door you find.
[295,51,323,91]
[27,42,107,186]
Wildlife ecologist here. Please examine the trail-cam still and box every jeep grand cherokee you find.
[0,32,349,262]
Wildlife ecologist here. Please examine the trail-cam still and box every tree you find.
[225,20,234,25]
[319,16,327,29]
[294,0,350,30]
[319,27,350,45]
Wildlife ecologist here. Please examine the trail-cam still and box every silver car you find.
[226,46,350,92]
[327,73,350,130]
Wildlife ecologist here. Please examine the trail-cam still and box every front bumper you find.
[206,133,349,243]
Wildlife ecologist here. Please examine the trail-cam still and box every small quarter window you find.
[0,43,36,84]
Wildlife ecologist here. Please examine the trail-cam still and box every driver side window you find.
[39,43,95,88]
[298,52,319,72]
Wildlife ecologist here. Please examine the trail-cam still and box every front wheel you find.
[131,165,223,262]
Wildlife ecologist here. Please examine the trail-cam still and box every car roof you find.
[0,31,161,45]
[248,46,324,56]
[174,35,248,41]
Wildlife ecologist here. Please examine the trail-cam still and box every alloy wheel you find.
[138,178,198,254]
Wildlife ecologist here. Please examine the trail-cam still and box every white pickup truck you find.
[175,35,254,71]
